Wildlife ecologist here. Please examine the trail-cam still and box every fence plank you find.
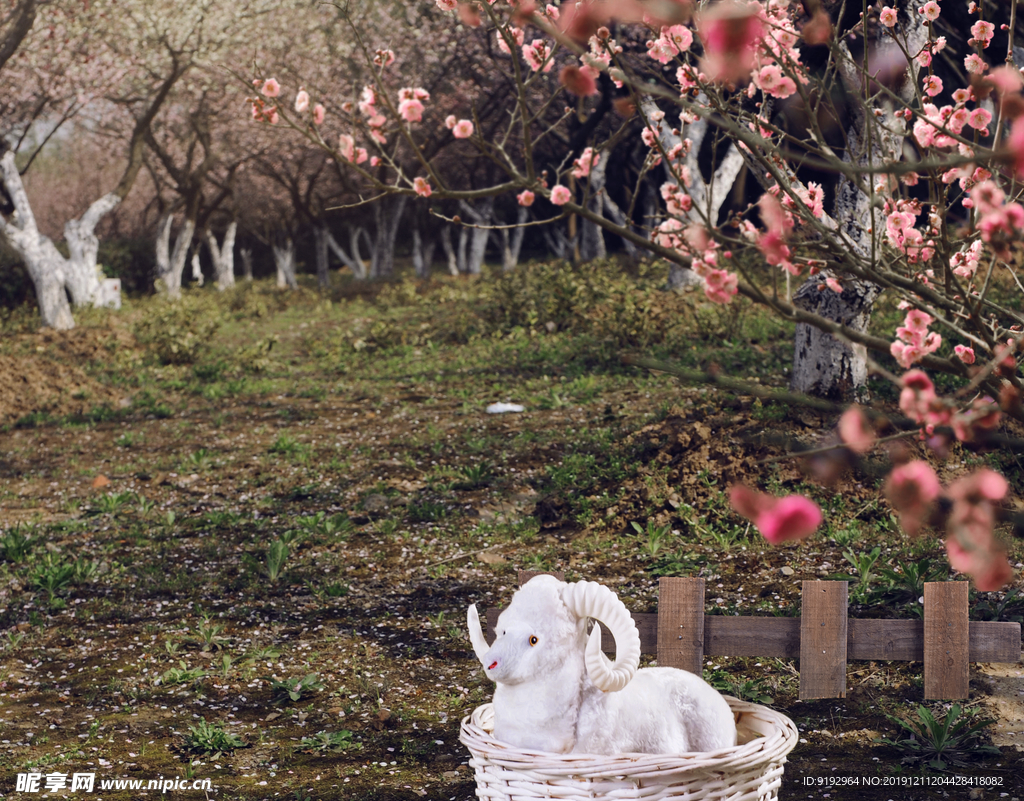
[657,577,705,674]
[925,581,970,699]
[800,581,848,699]
[484,610,1020,665]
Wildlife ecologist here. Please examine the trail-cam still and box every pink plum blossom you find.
[294,89,310,113]
[729,485,822,545]
[703,268,738,304]
[338,134,356,162]
[261,78,281,98]
[313,104,325,125]
[559,65,599,97]
[413,177,432,197]
[885,460,941,537]
[954,344,976,364]
[517,190,535,207]
[697,0,764,84]
[922,75,943,97]
[879,7,898,27]
[399,98,425,123]
[550,184,571,205]
[452,119,474,138]
[920,1,940,22]
[838,407,874,454]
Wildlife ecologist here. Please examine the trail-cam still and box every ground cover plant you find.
[0,268,1022,799]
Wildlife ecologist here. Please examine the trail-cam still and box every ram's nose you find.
[488,660,498,670]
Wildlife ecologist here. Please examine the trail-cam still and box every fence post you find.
[924,581,970,700]
[657,577,705,674]
[799,580,848,699]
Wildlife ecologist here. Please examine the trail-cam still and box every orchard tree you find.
[255,0,1024,590]
[0,0,190,327]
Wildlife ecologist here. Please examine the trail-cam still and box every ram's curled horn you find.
[466,603,490,665]
[559,581,641,692]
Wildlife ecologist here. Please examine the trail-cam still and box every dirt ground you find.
[1,278,1023,801]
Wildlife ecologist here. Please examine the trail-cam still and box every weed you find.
[299,730,358,753]
[159,662,205,686]
[269,434,310,460]
[92,491,135,515]
[244,539,291,584]
[630,520,671,559]
[0,527,38,563]
[705,669,774,705]
[294,511,352,542]
[192,617,229,651]
[183,719,246,755]
[972,587,1024,623]
[268,673,324,705]
[878,704,999,770]
[265,540,290,582]
[834,546,883,603]
[407,499,448,523]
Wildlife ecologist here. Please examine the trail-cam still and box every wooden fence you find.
[483,572,1021,700]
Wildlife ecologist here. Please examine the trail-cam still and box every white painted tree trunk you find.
[370,194,408,278]
[273,238,298,289]
[206,222,236,291]
[64,193,121,306]
[493,204,528,271]
[641,96,742,290]
[439,226,459,276]
[411,227,437,278]
[0,151,75,329]
[191,252,204,287]
[240,247,253,281]
[155,214,195,299]
[326,227,368,279]
[458,198,494,275]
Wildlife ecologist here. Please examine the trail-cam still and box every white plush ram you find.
[467,575,737,754]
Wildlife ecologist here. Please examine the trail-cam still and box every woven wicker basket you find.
[459,696,798,801]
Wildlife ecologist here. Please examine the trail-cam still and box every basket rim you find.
[459,696,798,779]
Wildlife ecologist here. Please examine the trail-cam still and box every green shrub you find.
[133,294,222,365]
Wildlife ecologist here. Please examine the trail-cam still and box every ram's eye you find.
[529,635,538,646]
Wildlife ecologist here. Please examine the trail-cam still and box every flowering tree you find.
[252,0,1024,591]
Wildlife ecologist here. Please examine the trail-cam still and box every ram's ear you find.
[466,604,490,666]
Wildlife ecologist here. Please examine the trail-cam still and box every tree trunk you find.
[542,223,576,261]
[370,194,407,278]
[64,193,121,306]
[791,280,880,400]
[166,220,195,300]
[206,222,237,291]
[789,17,925,398]
[240,247,253,281]
[439,226,459,275]
[313,225,330,289]
[273,238,298,289]
[601,193,639,260]
[155,214,195,299]
[458,197,494,275]
[494,204,529,272]
[579,154,608,262]
[412,227,433,278]
[191,251,204,287]
[0,151,75,328]
[326,227,368,279]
